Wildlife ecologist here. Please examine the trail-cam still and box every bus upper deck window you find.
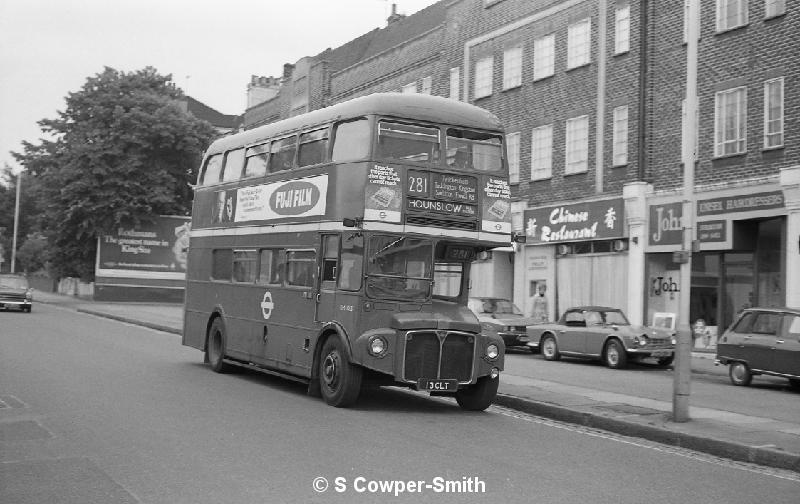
[446,129,503,172]
[331,119,370,162]
[221,148,246,182]
[201,154,223,185]
[244,143,269,178]
[298,128,329,167]
[377,121,440,165]
[269,136,297,172]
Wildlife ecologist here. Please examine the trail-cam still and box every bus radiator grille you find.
[441,334,474,382]
[404,333,440,382]
[403,332,474,382]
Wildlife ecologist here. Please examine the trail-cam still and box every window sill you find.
[501,84,522,92]
[613,49,630,57]
[712,151,747,161]
[762,144,784,152]
[566,62,591,72]
[532,74,554,83]
[531,176,553,182]
[564,169,588,177]
[715,23,749,36]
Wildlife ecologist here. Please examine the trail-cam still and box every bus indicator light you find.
[260,291,274,319]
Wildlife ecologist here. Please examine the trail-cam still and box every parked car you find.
[527,306,676,368]
[716,307,800,389]
[468,297,538,351]
[0,274,33,313]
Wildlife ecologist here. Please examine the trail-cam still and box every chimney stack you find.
[387,3,406,25]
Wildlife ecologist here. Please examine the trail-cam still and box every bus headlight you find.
[486,343,499,360]
[368,336,388,357]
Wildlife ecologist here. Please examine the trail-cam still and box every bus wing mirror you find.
[512,232,526,244]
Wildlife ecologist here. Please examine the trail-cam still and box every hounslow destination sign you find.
[524,198,624,244]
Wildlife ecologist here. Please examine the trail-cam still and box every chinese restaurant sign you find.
[524,199,624,244]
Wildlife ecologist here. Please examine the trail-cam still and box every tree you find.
[13,67,216,280]
[15,232,49,274]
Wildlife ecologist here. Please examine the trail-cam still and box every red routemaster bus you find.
[183,93,511,410]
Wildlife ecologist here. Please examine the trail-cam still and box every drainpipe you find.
[637,0,649,180]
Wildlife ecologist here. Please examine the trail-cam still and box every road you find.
[503,348,800,423]
[2,304,798,504]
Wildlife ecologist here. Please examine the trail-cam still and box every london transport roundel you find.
[260,291,274,320]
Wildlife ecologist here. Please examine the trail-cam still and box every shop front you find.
[646,189,787,350]
[520,198,627,322]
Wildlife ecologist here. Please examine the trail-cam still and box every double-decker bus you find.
[182,93,511,410]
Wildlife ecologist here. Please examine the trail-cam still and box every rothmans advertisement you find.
[97,216,191,275]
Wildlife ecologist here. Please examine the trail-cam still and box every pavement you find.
[32,290,800,473]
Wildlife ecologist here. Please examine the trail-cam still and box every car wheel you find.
[541,334,560,361]
[455,375,499,411]
[206,318,231,373]
[656,354,674,367]
[603,339,628,369]
[728,361,752,386]
[319,337,363,407]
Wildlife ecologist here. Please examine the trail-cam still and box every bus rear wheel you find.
[206,318,230,373]
[319,337,362,407]
[455,376,498,411]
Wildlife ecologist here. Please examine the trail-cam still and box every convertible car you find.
[527,306,676,368]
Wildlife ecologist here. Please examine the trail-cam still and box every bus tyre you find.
[455,376,498,411]
[319,337,362,407]
[206,318,230,373]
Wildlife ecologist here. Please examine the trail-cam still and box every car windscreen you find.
[603,310,629,325]
[0,276,28,289]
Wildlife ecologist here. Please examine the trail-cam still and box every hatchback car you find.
[528,306,676,368]
[0,274,33,312]
[468,297,537,351]
[716,307,800,388]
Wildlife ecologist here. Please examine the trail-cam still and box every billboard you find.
[96,216,191,278]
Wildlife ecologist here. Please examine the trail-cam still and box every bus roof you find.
[206,93,504,154]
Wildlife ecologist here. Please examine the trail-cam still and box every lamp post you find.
[673,0,699,423]
[11,170,22,274]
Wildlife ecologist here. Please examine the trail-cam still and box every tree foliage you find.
[12,67,216,279]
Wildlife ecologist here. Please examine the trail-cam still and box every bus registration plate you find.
[417,378,457,392]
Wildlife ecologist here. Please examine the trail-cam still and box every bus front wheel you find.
[319,337,363,407]
[455,375,498,411]
[206,318,230,373]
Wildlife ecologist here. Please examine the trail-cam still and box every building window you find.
[402,82,417,94]
[506,132,520,183]
[449,67,460,99]
[565,115,589,174]
[615,5,630,54]
[474,56,494,99]
[533,34,555,80]
[764,77,784,149]
[531,124,553,180]
[765,0,785,19]
[567,18,592,69]
[502,46,523,90]
[716,0,749,32]
[612,106,629,166]
[714,86,747,157]
[420,76,432,95]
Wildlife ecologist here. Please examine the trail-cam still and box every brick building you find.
[239,0,799,339]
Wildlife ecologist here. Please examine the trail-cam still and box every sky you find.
[0,0,439,175]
